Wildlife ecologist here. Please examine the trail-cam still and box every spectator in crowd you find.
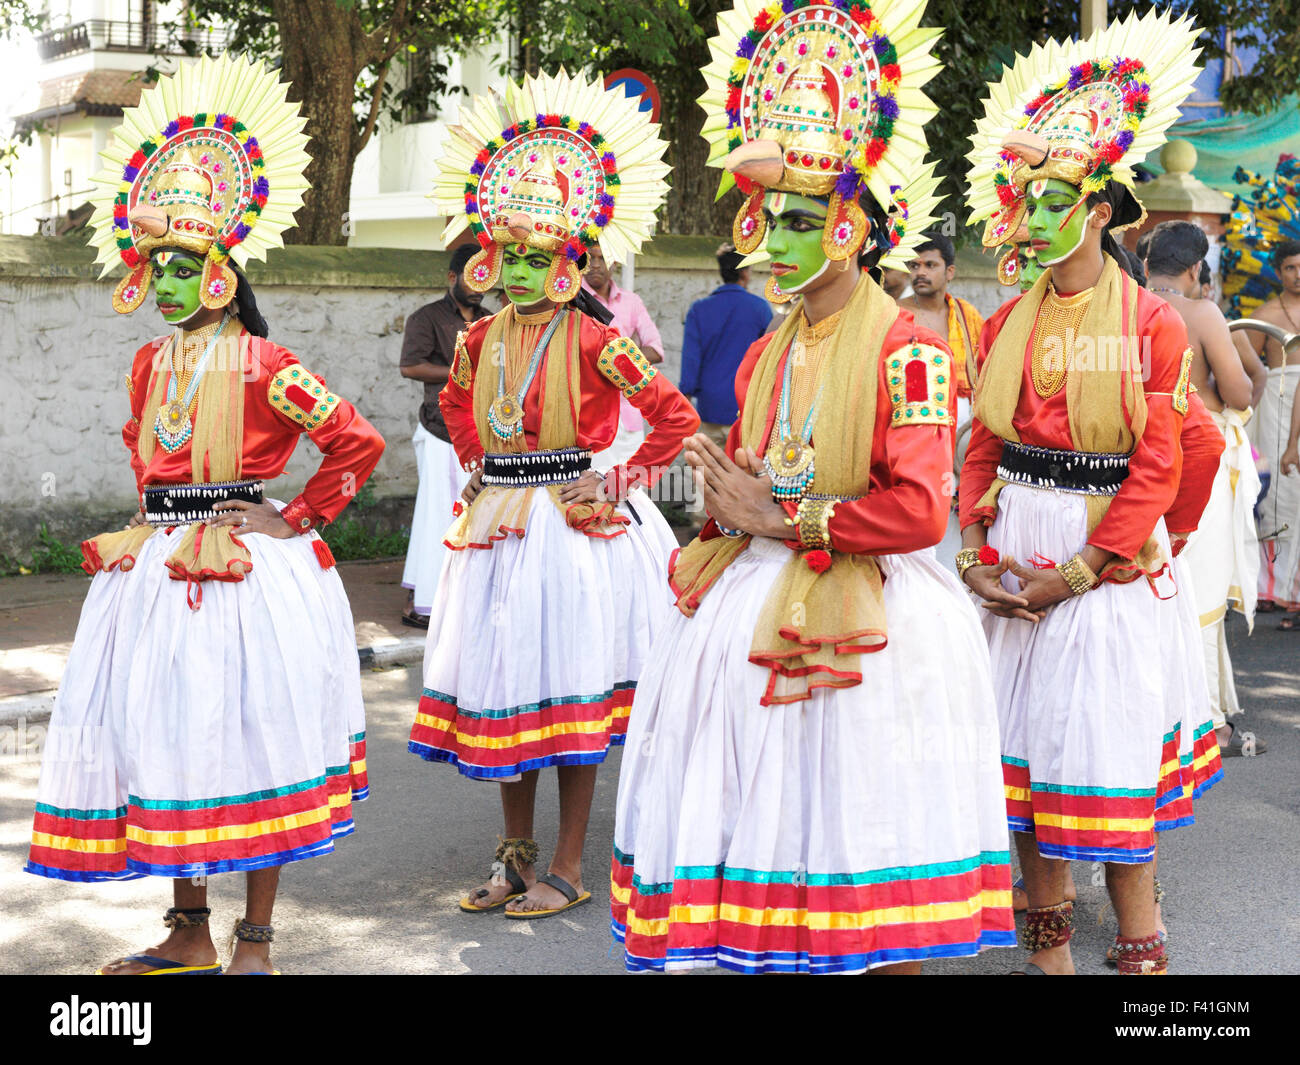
[899,230,983,424]
[680,243,773,450]
[398,243,490,627]
[880,266,911,300]
[582,245,664,468]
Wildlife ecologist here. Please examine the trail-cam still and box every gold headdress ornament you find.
[431,69,671,303]
[87,54,311,314]
[699,0,945,270]
[966,8,1201,249]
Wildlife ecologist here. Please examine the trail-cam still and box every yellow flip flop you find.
[460,866,528,913]
[95,954,222,975]
[504,872,591,920]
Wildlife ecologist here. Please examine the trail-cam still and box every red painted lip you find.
[157,303,181,313]
[770,263,796,276]
[507,285,533,294]
[1030,240,1050,252]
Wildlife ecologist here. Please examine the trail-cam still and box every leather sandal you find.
[460,837,537,912]
[503,872,592,920]
[95,907,222,975]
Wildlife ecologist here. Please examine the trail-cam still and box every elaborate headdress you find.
[966,8,1201,249]
[88,54,310,315]
[698,0,945,279]
[431,70,671,303]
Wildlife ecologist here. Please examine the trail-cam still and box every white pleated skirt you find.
[27,517,367,882]
[611,537,1016,974]
[982,483,1222,865]
[409,486,678,779]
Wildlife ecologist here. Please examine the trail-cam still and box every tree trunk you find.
[661,90,743,236]
[272,0,362,245]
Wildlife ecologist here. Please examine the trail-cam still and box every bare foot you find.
[98,926,219,974]
[505,868,584,914]
[1021,942,1075,975]
[462,863,535,910]
[225,940,275,975]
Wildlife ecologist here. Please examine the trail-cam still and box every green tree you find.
[174,0,503,244]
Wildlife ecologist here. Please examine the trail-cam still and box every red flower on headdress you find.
[177,115,194,131]
[726,83,742,112]
[863,138,886,168]
[880,63,901,84]
[755,9,773,30]
[1098,141,1124,164]
[803,549,832,574]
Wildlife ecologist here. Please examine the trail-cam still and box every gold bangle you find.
[796,497,836,550]
[1057,553,1099,596]
[955,547,982,580]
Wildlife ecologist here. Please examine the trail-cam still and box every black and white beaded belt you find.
[482,448,592,488]
[143,479,265,526]
[997,442,1128,496]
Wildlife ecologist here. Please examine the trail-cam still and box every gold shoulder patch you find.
[451,330,473,391]
[597,335,657,398]
[887,342,954,428]
[1173,346,1193,415]
[269,364,341,432]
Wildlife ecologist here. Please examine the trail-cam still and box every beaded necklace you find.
[488,308,567,442]
[763,310,840,499]
[154,317,227,453]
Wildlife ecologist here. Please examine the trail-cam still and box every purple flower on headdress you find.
[244,137,258,152]
[782,0,797,11]
[470,160,485,176]
[1067,64,1087,90]
[466,198,478,212]
[253,176,270,197]
[214,114,228,128]
[595,212,610,226]
[164,120,180,137]
[872,36,890,58]
[597,193,615,207]
[113,216,128,230]
[235,222,251,240]
[835,167,864,199]
[736,36,756,60]
[1115,130,1135,151]
[877,96,899,120]
[726,108,741,124]
[565,243,584,262]
[124,166,140,182]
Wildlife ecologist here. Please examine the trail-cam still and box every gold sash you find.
[670,272,896,705]
[446,304,625,548]
[84,325,255,583]
[971,256,1163,580]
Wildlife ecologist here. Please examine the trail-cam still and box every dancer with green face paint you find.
[412,71,697,919]
[25,56,385,975]
[961,10,1222,976]
[611,0,1016,975]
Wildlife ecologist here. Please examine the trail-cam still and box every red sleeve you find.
[265,346,387,530]
[697,337,769,540]
[1087,299,1189,558]
[439,316,491,472]
[1164,390,1224,538]
[611,339,700,495]
[121,338,167,500]
[809,316,954,554]
[958,300,1020,529]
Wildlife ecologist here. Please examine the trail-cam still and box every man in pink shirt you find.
[583,246,664,468]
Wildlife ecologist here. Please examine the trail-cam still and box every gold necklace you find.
[173,319,226,414]
[1031,285,1094,398]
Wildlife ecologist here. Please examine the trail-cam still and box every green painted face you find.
[763,191,831,294]
[1018,248,1045,292]
[1024,178,1090,267]
[502,244,552,307]
[152,251,205,325]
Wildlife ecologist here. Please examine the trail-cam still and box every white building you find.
[1,1,507,249]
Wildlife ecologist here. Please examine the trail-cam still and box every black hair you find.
[1134,230,1152,263]
[448,243,477,276]
[1199,260,1211,287]
[1145,219,1209,278]
[1117,244,1147,287]
[1273,239,1300,269]
[914,229,955,268]
[231,263,269,338]
[718,248,746,284]
[1086,182,1144,281]
[856,191,895,275]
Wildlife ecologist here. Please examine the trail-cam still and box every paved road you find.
[1,602,1295,976]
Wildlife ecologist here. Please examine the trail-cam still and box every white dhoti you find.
[402,423,471,614]
[1181,408,1262,726]
[1248,365,1300,608]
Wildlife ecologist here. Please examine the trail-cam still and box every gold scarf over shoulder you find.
[83,324,255,584]
[445,304,626,549]
[671,272,897,705]
[971,255,1163,581]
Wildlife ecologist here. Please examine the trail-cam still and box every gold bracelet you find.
[955,547,982,580]
[796,497,836,550]
[1057,553,1099,596]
